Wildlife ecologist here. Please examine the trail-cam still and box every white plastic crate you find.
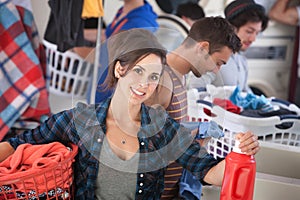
[43,40,93,99]
[187,89,300,159]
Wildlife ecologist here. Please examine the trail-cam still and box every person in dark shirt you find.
[176,2,205,26]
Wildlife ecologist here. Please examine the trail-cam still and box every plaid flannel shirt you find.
[0,0,50,140]
[8,98,219,200]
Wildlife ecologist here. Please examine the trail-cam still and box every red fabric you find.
[0,142,78,193]
[213,98,241,114]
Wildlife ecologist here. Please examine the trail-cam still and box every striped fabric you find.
[0,0,50,141]
[162,65,188,199]
[165,66,188,122]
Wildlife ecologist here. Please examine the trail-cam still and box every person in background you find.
[176,2,205,26]
[146,17,242,199]
[0,28,260,199]
[105,0,159,38]
[188,0,268,93]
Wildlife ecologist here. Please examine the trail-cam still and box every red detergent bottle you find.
[220,140,256,200]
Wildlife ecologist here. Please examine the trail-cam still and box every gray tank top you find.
[95,138,139,200]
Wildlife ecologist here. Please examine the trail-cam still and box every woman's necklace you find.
[107,105,140,145]
[121,139,126,144]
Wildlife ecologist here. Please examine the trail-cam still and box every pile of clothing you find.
[0,142,78,199]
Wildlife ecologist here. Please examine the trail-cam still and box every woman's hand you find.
[235,131,260,155]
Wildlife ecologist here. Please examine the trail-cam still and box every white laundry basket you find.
[207,104,300,159]
[187,89,300,159]
[43,40,93,99]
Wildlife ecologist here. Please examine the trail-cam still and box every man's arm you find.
[0,142,15,162]
[269,0,299,26]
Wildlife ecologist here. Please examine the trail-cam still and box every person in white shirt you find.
[188,0,268,93]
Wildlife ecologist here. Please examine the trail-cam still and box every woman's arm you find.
[0,142,15,162]
[203,159,225,186]
[269,0,299,26]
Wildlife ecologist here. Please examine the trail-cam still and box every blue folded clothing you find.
[197,121,224,139]
[181,121,224,139]
[179,169,202,200]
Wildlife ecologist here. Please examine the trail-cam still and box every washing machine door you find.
[155,14,190,52]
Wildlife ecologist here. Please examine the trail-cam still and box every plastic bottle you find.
[220,140,256,200]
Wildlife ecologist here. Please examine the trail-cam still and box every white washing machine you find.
[245,23,295,100]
